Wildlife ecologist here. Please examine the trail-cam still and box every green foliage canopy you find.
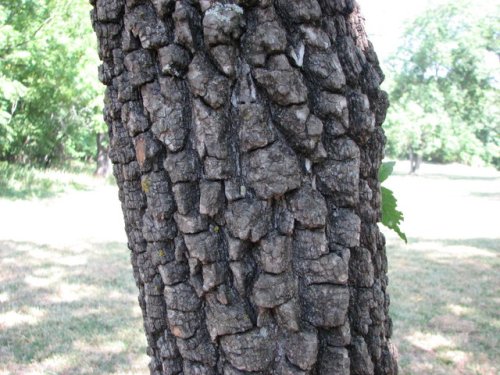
[384,1,499,167]
[0,0,104,166]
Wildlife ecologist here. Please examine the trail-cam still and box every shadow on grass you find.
[0,174,63,199]
[387,236,499,374]
[418,173,498,182]
[436,237,500,252]
[390,170,500,181]
[0,240,148,374]
[469,191,500,200]
[0,162,95,200]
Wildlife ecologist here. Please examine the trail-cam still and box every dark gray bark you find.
[91,0,397,373]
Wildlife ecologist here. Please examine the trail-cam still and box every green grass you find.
[0,161,107,199]
[0,161,499,374]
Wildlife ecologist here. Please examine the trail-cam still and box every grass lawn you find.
[0,161,112,200]
[384,162,499,375]
[0,164,149,375]
[0,161,499,374]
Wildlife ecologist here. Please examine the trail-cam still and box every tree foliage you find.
[0,0,104,166]
[384,1,499,167]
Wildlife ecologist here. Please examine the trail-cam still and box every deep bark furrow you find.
[91,0,397,373]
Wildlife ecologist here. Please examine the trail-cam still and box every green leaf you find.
[381,186,408,244]
[378,161,396,183]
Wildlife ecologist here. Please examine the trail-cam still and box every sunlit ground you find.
[384,162,500,375]
[0,162,499,374]
[0,180,149,375]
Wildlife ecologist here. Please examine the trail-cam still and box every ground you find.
[0,162,498,375]
[385,162,499,375]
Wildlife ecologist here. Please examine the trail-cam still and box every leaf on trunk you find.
[381,186,407,244]
[378,161,395,183]
[379,161,407,243]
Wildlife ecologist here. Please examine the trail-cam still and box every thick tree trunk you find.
[91,0,397,374]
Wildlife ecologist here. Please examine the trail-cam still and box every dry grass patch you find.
[0,242,149,374]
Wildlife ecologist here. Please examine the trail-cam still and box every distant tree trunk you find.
[409,148,421,174]
[95,132,111,177]
[91,0,397,374]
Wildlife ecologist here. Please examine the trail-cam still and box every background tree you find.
[383,1,499,170]
[0,0,104,166]
[91,0,397,374]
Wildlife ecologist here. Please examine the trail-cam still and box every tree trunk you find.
[95,132,112,177]
[409,148,421,174]
[91,0,397,374]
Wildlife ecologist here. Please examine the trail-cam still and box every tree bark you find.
[91,0,397,374]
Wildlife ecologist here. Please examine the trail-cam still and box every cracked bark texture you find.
[91,0,397,373]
